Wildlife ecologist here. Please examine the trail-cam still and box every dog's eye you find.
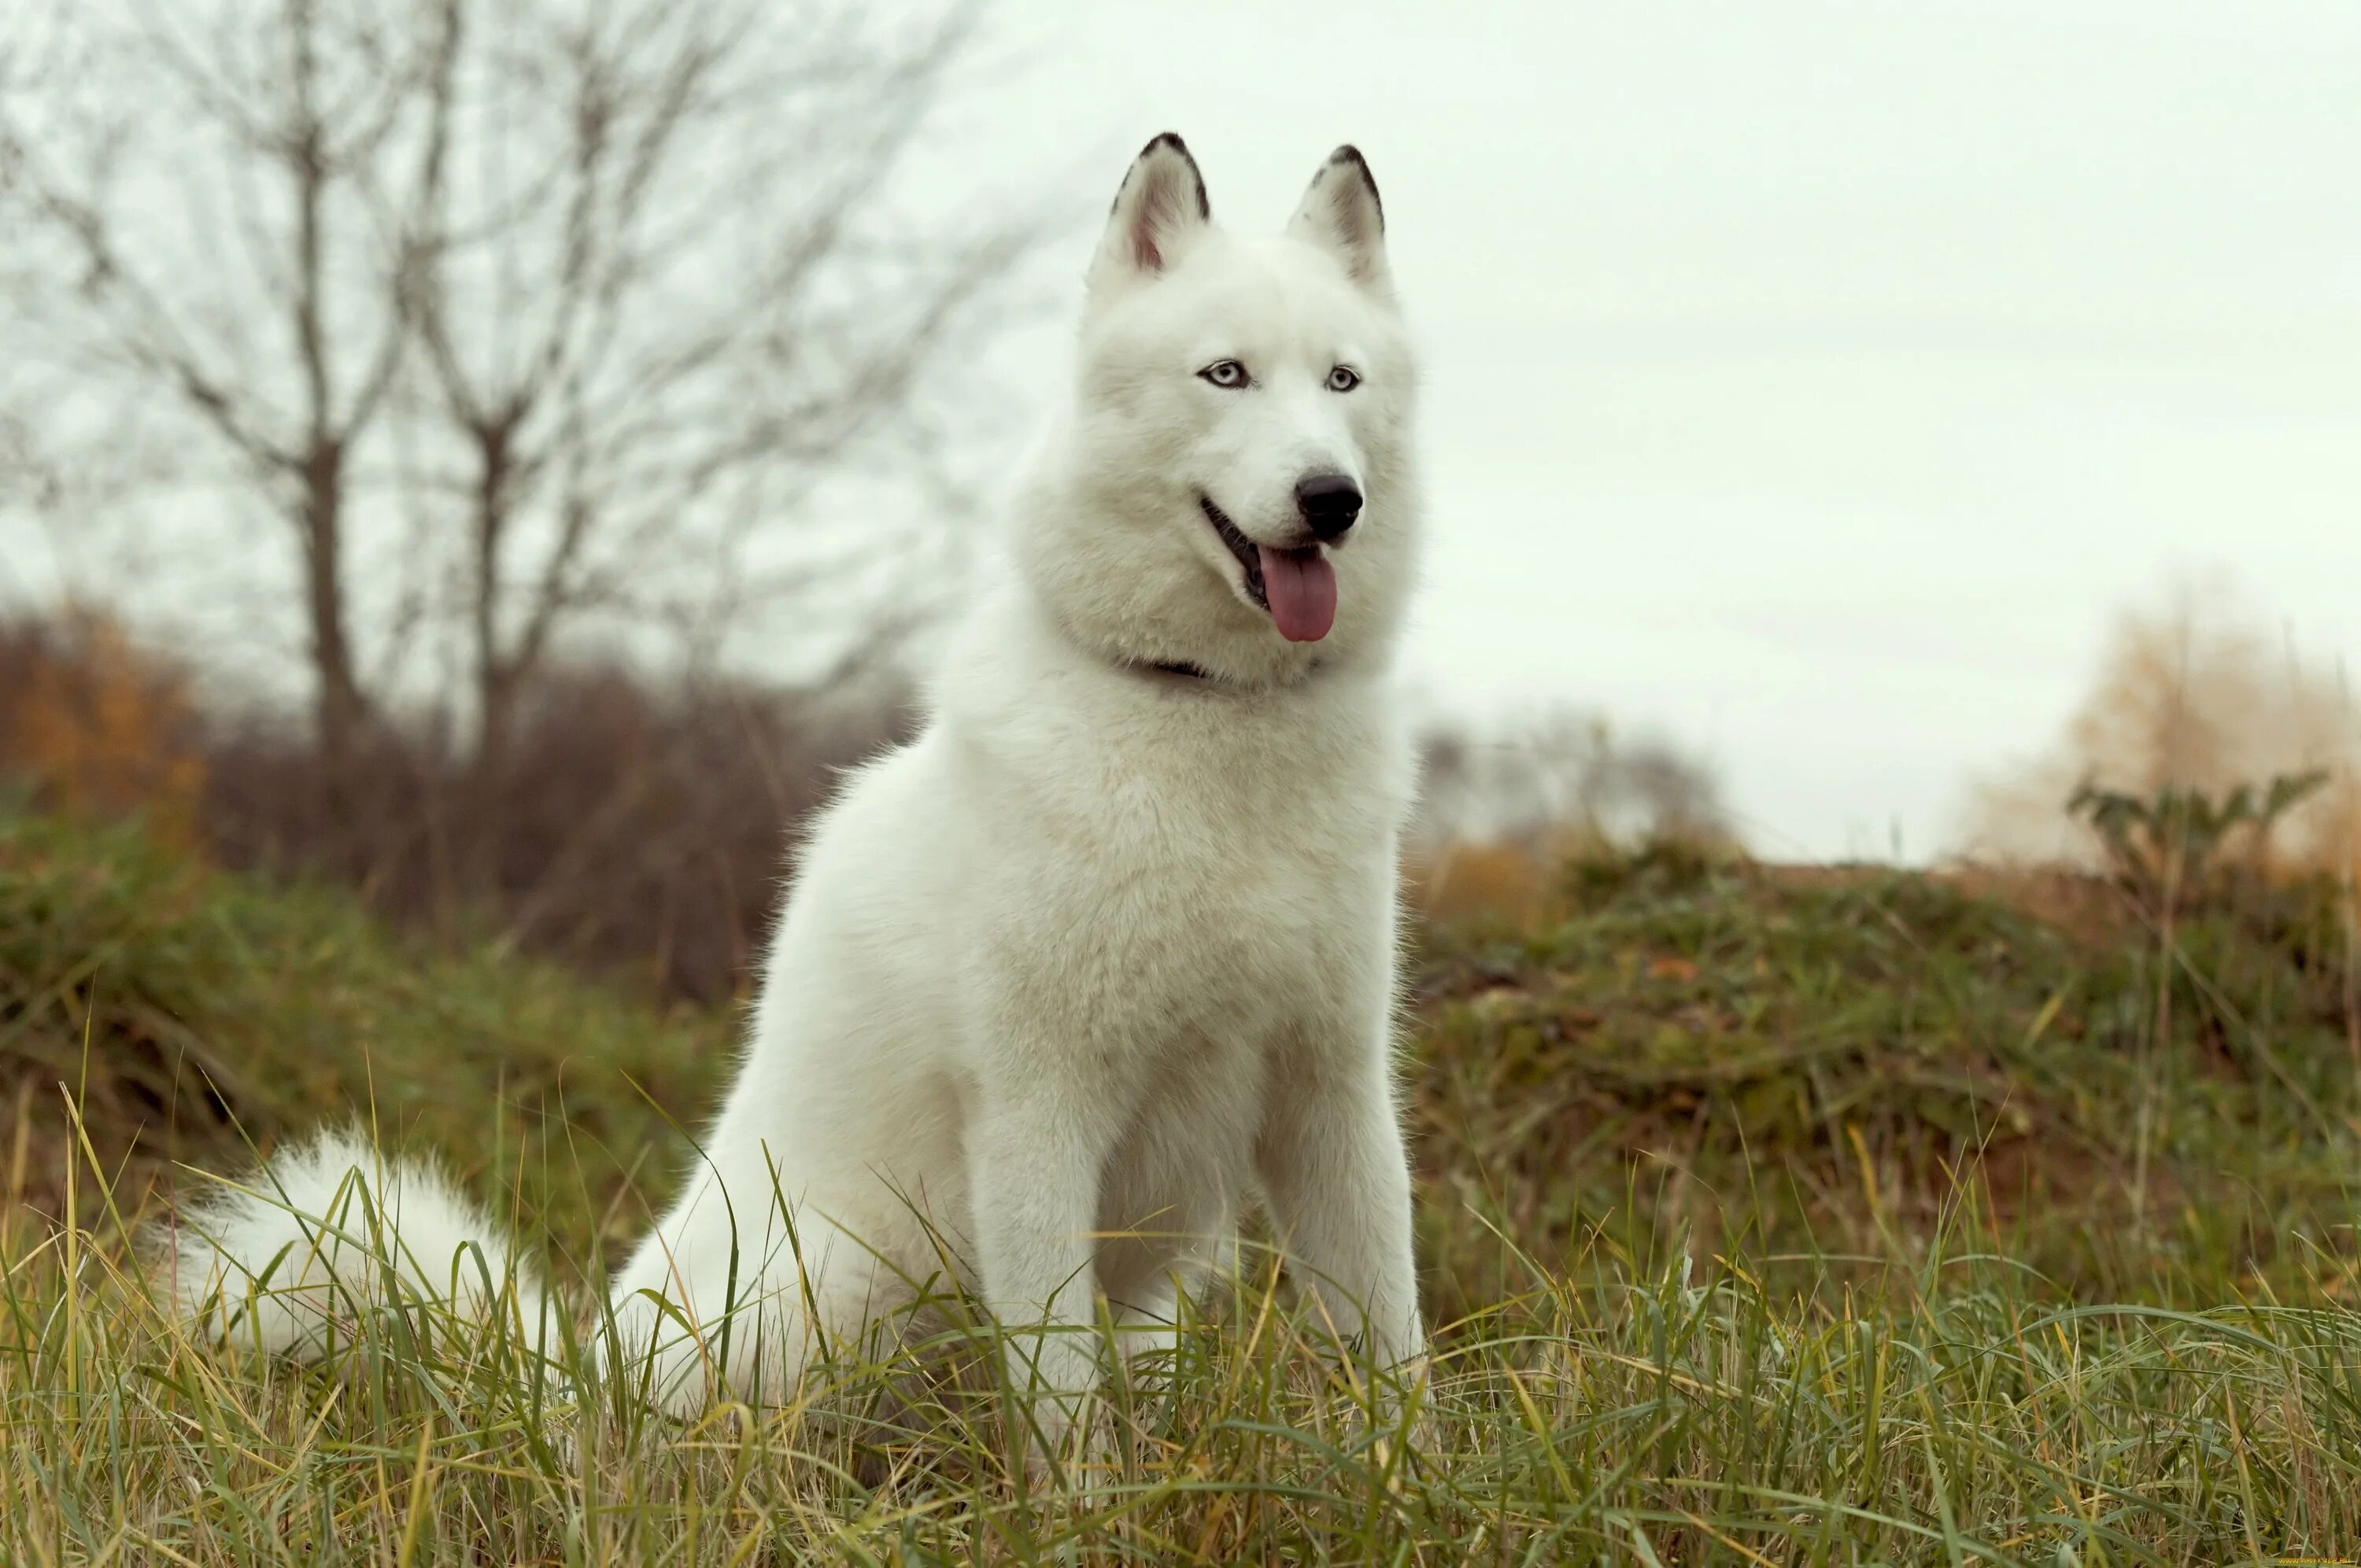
[1327,365,1362,393]
[1197,360,1249,389]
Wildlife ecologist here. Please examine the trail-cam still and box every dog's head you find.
[1019,134,1421,688]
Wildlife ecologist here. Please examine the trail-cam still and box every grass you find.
[4,809,2359,1562]
[0,805,726,1253]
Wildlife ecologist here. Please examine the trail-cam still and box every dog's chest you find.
[963,678,1407,1052]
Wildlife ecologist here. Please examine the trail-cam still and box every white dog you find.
[166,132,1428,1455]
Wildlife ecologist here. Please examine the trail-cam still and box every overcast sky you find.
[940,1,2361,860]
[6,2,2355,861]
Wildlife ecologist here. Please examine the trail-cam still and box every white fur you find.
[162,1127,560,1360]
[161,135,1428,1448]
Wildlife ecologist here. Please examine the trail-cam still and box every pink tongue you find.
[1259,545,1337,642]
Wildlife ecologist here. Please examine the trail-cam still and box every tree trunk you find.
[299,438,364,808]
[466,419,518,873]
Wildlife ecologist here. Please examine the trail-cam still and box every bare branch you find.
[6,0,1047,801]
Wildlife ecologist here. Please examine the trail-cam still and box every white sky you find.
[942,0,2361,861]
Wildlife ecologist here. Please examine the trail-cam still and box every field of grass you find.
[5,807,2359,1563]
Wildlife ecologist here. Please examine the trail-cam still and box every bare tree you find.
[2,0,459,787]
[1,0,1040,810]
[394,0,1037,801]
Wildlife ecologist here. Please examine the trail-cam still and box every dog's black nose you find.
[1295,473,1362,540]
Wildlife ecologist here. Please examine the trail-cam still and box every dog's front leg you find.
[966,1077,1112,1471]
[1254,1016,1426,1391]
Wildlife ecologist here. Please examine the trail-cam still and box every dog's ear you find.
[1288,146,1387,289]
[1092,132,1210,291]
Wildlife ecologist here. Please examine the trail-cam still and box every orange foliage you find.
[1,609,207,845]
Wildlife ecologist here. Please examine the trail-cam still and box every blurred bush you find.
[0,609,912,1002]
[1410,706,1735,925]
[1967,578,2359,890]
[0,610,207,846]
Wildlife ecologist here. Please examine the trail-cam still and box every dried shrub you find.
[199,664,917,1002]
[1967,579,2360,887]
[0,608,206,844]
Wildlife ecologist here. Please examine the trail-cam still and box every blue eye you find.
[1198,360,1249,388]
[1327,365,1362,393]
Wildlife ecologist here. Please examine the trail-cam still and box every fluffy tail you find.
[156,1127,563,1363]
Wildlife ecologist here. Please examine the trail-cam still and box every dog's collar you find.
[1132,655,1327,687]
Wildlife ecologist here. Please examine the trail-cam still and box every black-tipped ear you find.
[1092,132,1212,290]
[1288,145,1387,287]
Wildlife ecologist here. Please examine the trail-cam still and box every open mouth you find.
[1197,494,1338,643]
[1198,495,1268,607]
